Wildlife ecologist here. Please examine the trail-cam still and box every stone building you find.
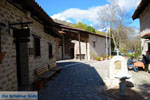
[73,32,111,60]
[56,23,111,60]
[0,0,61,90]
[132,0,150,54]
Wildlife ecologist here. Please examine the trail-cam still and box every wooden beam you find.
[61,36,64,60]
[9,22,33,26]
[86,42,88,60]
[13,38,30,43]
[0,29,1,53]
[13,29,30,38]
[78,33,81,60]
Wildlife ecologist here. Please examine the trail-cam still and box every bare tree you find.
[98,0,122,49]
[97,0,133,51]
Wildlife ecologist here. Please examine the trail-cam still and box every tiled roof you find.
[8,0,61,37]
[141,33,150,39]
[55,22,109,38]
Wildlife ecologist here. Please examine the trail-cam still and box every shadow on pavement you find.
[39,61,150,100]
[99,81,150,100]
[56,61,80,67]
[99,88,147,100]
[39,61,108,100]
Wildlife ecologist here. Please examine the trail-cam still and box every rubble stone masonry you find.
[0,0,57,90]
[139,3,150,54]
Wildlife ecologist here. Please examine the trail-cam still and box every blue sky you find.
[35,0,140,30]
[36,0,108,15]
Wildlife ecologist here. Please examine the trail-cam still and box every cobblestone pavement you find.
[39,60,110,100]
[39,60,150,100]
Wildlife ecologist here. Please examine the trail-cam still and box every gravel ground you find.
[93,60,150,99]
[130,71,150,94]
[84,60,150,99]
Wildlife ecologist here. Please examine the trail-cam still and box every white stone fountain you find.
[109,54,131,95]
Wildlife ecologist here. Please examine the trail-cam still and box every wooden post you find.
[0,28,1,53]
[61,36,64,60]
[78,33,81,60]
[86,41,88,60]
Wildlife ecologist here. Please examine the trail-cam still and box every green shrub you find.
[128,53,140,60]
[90,52,95,57]
[104,55,109,58]
[96,57,100,60]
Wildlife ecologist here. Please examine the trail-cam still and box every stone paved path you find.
[39,59,150,100]
[39,60,110,100]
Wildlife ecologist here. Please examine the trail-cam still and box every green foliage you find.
[127,50,141,59]
[72,22,96,33]
[90,52,95,57]
[134,49,141,59]
[72,22,87,30]
[85,26,96,33]
[96,57,100,60]
[128,53,135,58]
[104,55,109,58]
[96,30,106,36]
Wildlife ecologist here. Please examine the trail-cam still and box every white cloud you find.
[51,0,141,26]
[51,13,72,23]
[51,5,109,24]
[98,27,109,33]
[116,0,141,11]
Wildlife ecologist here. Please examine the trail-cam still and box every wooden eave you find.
[55,22,108,38]
[44,26,62,38]
[7,0,62,38]
[141,33,150,39]
[132,0,150,20]
[63,30,88,42]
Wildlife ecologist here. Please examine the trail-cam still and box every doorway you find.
[148,43,150,51]
[15,40,29,90]
[13,28,30,90]
[70,48,74,59]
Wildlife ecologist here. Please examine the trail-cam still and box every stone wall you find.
[63,35,74,59]
[73,40,88,60]
[140,3,150,54]
[140,3,150,33]
[89,34,110,58]
[73,34,110,60]
[0,0,18,90]
[56,38,62,61]
[0,0,58,90]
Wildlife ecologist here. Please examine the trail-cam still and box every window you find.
[34,36,41,57]
[92,41,96,48]
[48,43,53,58]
